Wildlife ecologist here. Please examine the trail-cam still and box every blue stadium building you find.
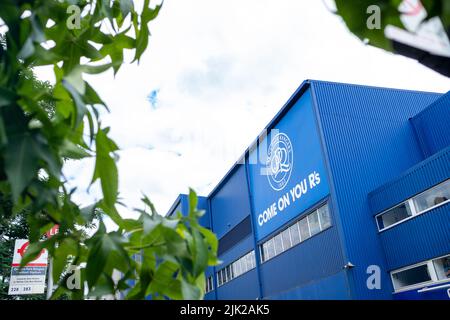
[167,80,450,300]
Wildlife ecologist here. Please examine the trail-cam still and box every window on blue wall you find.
[232,259,241,277]
[217,270,222,286]
[308,211,321,236]
[412,179,450,213]
[226,265,232,282]
[265,238,275,260]
[260,203,332,263]
[250,251,256,269]
[318,205,332,229]
[391,254,450,292]
[281,228,292,251]
[433,255,450,281]
[392,264,431,290]
[273,233,283,255]
[216,250,256,287]
[376,201,413,230]
[376,179,450,231]
[289,223,301,246]
[205,276,214,293]
[298,217,310,241]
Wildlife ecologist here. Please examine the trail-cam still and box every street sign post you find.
[45,225,59,299]
[8,239,48,295]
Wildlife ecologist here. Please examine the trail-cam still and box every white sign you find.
[385,0,450,58]
[8,239,48,295]
[398,0,427,32]
[258,170,322,227]
[266,133,294,191]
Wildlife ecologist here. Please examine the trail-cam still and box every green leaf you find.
[192,228,208,277]
[199,226,219,264]
[188,188,198,217]
[0,117,7,146]
[334,0,395,51]
[181,279,202,300]
[92,128,119,209]
[20,241,47,267]
[80,203,97,223]
[4,132,40,201]
[81,63,114,75]
[142,213,161,236]
[64,67,85,94]
[17,37,35,60]
[120,0,134,17]
[30,14,46,43]
[141,194,158,215]
[86,231,127,287]
[98,201,126,232]
[134,21,149,63]
[142,2,162,23]
[33,45,62,66]
[60,139,91,159]
[52,238,78,283]
[62,80,87,127]
[89,273,115,297]
[0,87,16,107]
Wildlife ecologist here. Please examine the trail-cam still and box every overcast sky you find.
[36,0,450,222]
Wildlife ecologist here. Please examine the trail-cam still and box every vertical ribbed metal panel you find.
[216,236,260,300]
[411,91,450,157]
[210,165,252,239]
[267,271,350,300]
[380,204,450,270]
[218,234,254,265]
[260,226,345,298]
[369,147,450,270]
[216,269,260,300]
[312,81,442,299]
[369,147,450,213]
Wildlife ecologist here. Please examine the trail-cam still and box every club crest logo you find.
[266,132,293,191]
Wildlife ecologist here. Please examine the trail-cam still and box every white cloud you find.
[35,0,450,221]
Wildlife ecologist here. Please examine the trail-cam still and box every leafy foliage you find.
[0,193,45,300]
[334,0,450,51]
[0,0,218,299]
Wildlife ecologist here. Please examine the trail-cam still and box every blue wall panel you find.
[379,204,450,270]
[210,165,252,239]
[260,227,344,298]
[216,269,260,300]
[204,291,216,300]
[247,88,330,241]
[167,194,209,229]
[369,147,450,214]
[369,148,450,270]
[197,196,211,228]
[215,236,259,300]
[164,81,447,300]
[267,270,351,300]
[312,81,442,299]
[218,235,254,266]
[393,282,450,300]
[411,92,450,157]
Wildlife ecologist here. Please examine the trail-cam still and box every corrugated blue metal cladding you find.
[166,81,450,300]
[411,92,450,157]
[369,147,450,270]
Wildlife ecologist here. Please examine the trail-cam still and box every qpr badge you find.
[266,132,293,191]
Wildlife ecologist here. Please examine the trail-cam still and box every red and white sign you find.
[46,225,59,238]
[8,239,48,295]
[385,0,450,58]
